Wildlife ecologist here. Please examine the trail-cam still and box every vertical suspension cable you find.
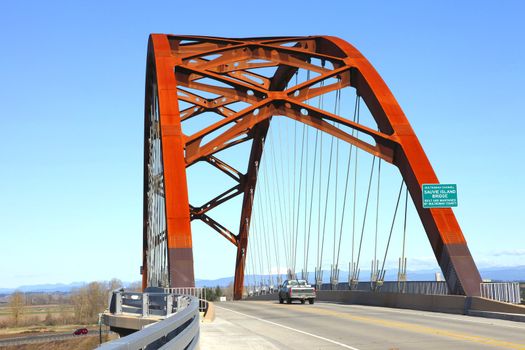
[331,87,342,277]
[304,128,319,281]
[316,83,324,284]
[246,221,255,290]
[277,120,292,272]
[252,191,264,288]
[402,185,408,261]
[291,119,297,276]
[249,187,264,288]
[335,93,358,270]
[318,99,337,277]
[260,138,283,276]
[256,169,275,284]
[267,128,284,279]
[400,184,409,279]
[379,179,405,278]
[293,123,306,274]
[257,179,273,286]
[351,97,360,278]
[257,143,274,287]
[264,128,279,285]
[374,159,382,278]
[302,125,310,280]
[289,70,300,277]
[302,69,311,281]
[354,156,377,275]
[254,204,264,285]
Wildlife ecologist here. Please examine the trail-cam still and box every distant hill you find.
[0,282,86,294]
[478,266,525,281]
[0,281,138,295]
[2,266,524,294]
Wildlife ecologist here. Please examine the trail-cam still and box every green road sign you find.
[422,184,457,208]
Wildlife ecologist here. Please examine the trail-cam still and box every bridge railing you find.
[246,281,522,304]
[320,281,450,295]
[246,281,450,296]
[480,282,521,304]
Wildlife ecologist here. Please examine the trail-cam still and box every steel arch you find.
[142,34,482,299]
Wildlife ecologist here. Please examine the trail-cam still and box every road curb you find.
[468,310,525,323]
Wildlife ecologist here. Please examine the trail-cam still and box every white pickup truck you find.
[278,279,316,304]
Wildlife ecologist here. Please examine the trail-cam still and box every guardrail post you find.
[143,293,149,317]
[115,292,122,315]
[176,296,183,312]
[166,294,174,316]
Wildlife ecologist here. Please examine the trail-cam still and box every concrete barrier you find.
[246,290,525,320]
[316,290,467,314]
[470,297,525,314]
[203,302,216,322]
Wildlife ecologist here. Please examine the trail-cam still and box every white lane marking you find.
[216,305,361,350]
[316,302,525,330]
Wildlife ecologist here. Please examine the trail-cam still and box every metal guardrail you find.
[165,287,207,311]
[99,295,199,349]
[480,282,521,304]
[109,291,190,317]
[108,287,206,316]
[100,290,202,349]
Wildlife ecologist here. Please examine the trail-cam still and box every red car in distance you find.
[73,328,88,335]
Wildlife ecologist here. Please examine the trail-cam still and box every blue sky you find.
[0,0,524,288]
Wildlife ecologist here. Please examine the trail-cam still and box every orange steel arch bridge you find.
[141,34,482,300]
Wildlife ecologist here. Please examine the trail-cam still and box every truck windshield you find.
[288,280,308,286]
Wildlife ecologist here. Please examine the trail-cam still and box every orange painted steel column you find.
[151,34,195,288]
[233,121,270,300]
[323,36,481,296]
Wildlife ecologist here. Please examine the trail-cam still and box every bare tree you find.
[9,291,25,326]
[108,278,123,291]
[127,281,142,292]
[223,283,234,301]
[86,282,106,322]
[69,278,139,325]
[71,286,88,324]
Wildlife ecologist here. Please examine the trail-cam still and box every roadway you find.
[199,300,525,350]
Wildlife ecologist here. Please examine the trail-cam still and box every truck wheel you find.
[279,297,284,304]
[287,298,292,304]
[309,299,314,304]
[300,300,305,304]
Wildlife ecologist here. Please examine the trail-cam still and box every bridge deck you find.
[199,300,525,350]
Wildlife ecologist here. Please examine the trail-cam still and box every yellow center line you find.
[253,302,525,349]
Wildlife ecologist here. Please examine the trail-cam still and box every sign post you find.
[422,184,458,208]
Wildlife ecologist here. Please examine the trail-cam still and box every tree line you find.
[3,279,140,328]
[3,280,234,328]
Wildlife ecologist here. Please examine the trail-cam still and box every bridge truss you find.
[141,35,482,299]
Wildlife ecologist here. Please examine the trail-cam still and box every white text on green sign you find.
[422,184,457,208]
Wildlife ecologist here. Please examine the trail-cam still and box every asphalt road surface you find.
[199,300,525,349]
